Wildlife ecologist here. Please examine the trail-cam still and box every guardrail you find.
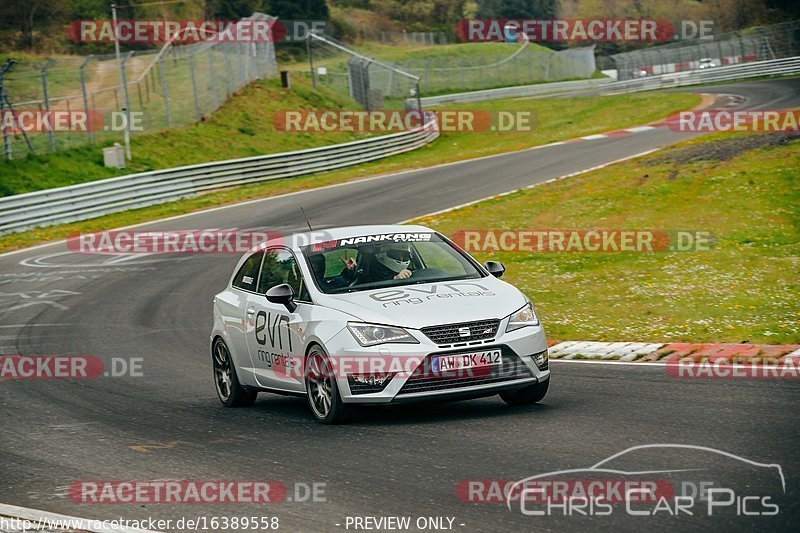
[0,119,439,235]
[418,56,800,105]
[597,55,800,95]
[3,56,798,236]
[418,78,612,106]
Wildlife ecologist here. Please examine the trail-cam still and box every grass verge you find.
[0,78,367,196]
[0,90,699,253]
[410,132,800,344]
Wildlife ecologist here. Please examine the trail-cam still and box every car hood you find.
[315,277,527,329]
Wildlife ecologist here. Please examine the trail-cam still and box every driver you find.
[373,243,413,281]
[324,244,413,288]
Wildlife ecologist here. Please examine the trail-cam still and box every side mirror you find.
[484,261,505,278]
[266,283,297,312]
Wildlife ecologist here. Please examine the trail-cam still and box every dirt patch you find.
[647,131,800,166]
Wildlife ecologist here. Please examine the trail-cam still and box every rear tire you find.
[305,345,352,424]
[212,338,257,407]
[500,379,549,406]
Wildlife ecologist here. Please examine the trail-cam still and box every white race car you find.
[211,225,550,423]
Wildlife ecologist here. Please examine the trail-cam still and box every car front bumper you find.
[324,324,549,404]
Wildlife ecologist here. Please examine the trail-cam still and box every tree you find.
[268,0,330,20]
[205,0,270,19]
[477,0,557,18]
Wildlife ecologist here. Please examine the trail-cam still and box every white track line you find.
[0,123,668,259]
[0,324,74,328]
[551,359,670,367]
[0,136,603,260]
[398,149,660,223]
[0,503,160,533]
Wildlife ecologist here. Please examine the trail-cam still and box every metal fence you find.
[601,55,800,94]
[613,19,800,80]
[417,55,800,106]
[303,38,596,103]
[0,13,278,160]
[306,32,421,111]
[391,44,596,96]
[375,30,450,46]
[0,115,439,235]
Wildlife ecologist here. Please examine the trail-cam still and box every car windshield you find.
[302,232,484,294]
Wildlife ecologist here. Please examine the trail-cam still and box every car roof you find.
[248,224,435,254]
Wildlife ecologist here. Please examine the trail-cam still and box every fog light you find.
[532,350,549,371]
[347,373,395,395]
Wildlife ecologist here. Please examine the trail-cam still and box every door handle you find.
[246,306,256,316]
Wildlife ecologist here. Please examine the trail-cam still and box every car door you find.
[223,249,265,380]
[244,247,311,391]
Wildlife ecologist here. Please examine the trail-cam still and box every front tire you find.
[305,346,351,424]
[212,338,257,407]
[500,378,549,406]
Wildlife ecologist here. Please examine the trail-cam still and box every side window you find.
[258,249,311,302]
[232,251,264,291]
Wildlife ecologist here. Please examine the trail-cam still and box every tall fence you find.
[0,13,278,160]
[375,30,450,46]
[390,44,596,96]
[302,38,596,104]
[613,19,800,80]
[305,32,421,111]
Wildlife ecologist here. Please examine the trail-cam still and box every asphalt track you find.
[1,79,799,532]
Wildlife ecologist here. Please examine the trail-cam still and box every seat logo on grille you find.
[458,327,471,337]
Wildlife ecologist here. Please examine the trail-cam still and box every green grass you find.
[290,40,605,100]
[0,88,699,253]
[411,134,800,345]
[286,42,553,70]
[0,78,368,196]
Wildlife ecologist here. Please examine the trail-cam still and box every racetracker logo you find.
[273,110,533,133]
[452,230,714,253]
[0,356,142,379]
[455,19,713,43]
[67,481,287,504]
[70,19,278,43]
[1,110,142,134]
[457,479,674,503]
[273,354,499,381]
[69,19,327,44]
[666,110,800,133]
[665,355,800,379]
[67,230,283,255]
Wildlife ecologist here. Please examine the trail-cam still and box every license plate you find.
[432,349,502,373]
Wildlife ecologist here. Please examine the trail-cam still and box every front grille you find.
[421,319,500,346]
[397,347,533,395]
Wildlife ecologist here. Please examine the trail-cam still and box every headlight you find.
[505,302,540,332]
[347,323,419,347]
